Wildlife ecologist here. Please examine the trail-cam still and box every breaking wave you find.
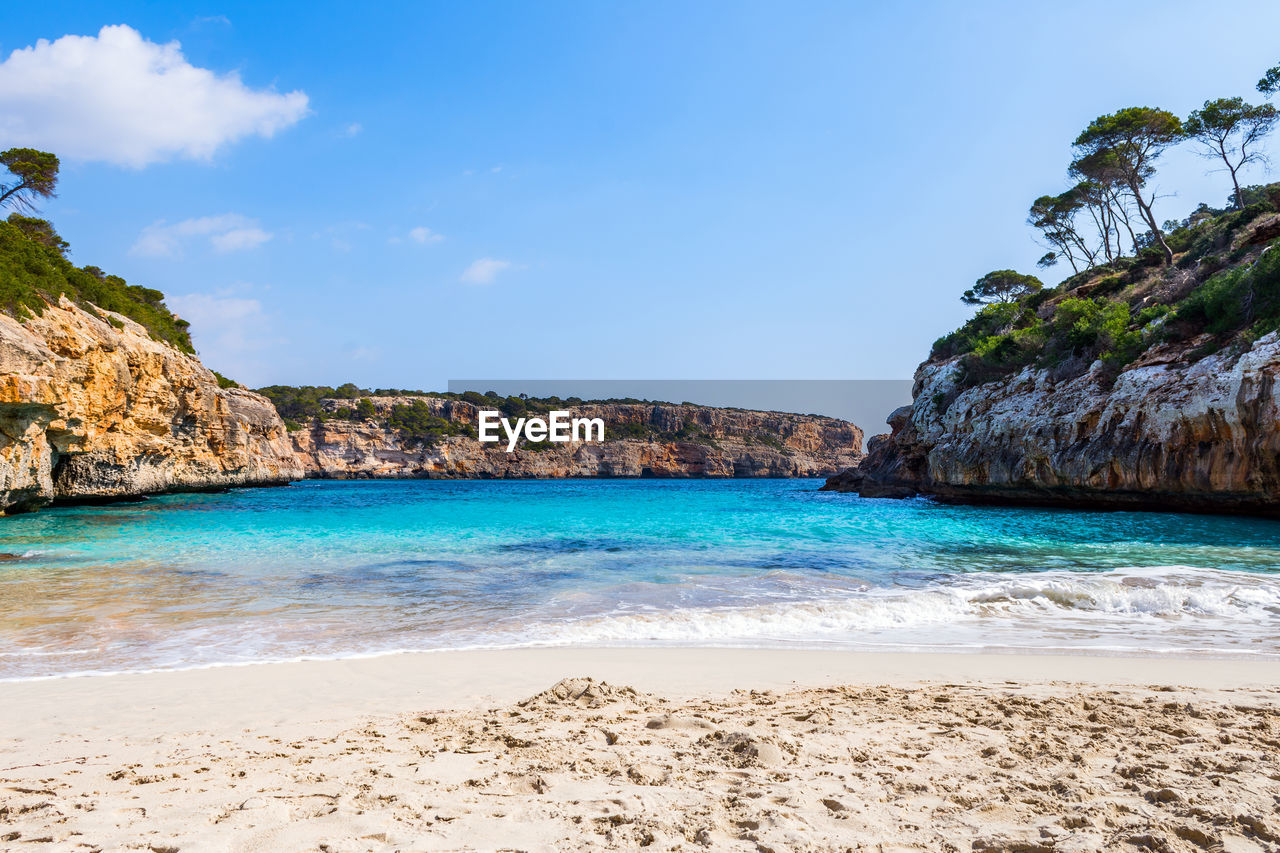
[527,566,1280,653]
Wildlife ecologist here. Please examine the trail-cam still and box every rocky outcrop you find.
[0,298,303,513]
[824,333,1280,516]
[291,398,862,479]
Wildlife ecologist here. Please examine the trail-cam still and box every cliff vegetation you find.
[928,61,1280,396]
[933,187,1280,392]
[0,149,194,353]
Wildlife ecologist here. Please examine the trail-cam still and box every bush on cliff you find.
[931,303,1023,360]
[938,189,1280,391]
[387,400,474,445]
[1044,297,1143,367]
[1173,244,1280,341]
[211,371,239,390]
[0,218,194,352]
[258,386,325,419]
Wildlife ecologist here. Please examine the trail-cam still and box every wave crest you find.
[526,566,1280,649]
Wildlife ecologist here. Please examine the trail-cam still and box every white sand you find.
[2,649,1279,851]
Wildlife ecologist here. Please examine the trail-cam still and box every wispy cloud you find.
[131,214,272,258]
[169,287,281,382]
[313,221,371,253]
[460,258,513,285]
[409,226,443,245]
[0,25,308,167]
[343,343,381,362]
[342,122,362,137]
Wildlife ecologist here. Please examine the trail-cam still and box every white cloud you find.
[210,226,272,252]
[131,214,272,258]
[408,226,443,245]
[342,122,362,137]
[460,258,513,285]
[0,25,308,167]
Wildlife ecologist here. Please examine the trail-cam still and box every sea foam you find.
[519,566,1280,654]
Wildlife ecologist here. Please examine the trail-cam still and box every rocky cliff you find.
[824,334,1280,514]
[0,297,303,513]
[290,397,862,479]
[823,204,1280,516]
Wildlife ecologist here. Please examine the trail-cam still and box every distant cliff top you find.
[255,386,861,452]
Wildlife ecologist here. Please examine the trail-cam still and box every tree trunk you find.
[1217,139,1244,210]
[1107,187,1139,255]
[1131,181,1173,264]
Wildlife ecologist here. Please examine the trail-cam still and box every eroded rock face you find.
[823,333,1280,515]
[0,298,303,513]
[290,399,862,479]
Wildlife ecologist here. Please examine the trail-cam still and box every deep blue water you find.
[1,479,1278,679]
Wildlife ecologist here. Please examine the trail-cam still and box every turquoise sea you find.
[1,479,1279,680]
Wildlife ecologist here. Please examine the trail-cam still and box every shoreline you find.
[5,639,1280,687]
[4,647,1279,738]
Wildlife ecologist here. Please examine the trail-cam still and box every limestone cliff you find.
[289,398,862,479]
[0,297,303,513]
[824,334,1280,514]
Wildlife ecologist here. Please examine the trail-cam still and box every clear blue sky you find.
[4,1,1280,388]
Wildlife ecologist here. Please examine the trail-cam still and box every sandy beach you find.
[2,648,1279,851]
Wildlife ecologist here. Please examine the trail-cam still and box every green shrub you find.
[333,383,361,399]
[1134,246,1166,268]
[7,214,68,254]
[1164,226,1197,254]
[752,432,785,450]
[256,386,341,420]
[610,421,651,440]
[931,302,1023,359]
[387,400,473,444]
[1226,201,1275,232]
[211,371,238,390]
[1088,274,1127,298]
[500,396,528,418]
[0,220,194,351]
[1176,246,1280,339]
[1039,297,1141,367]
[1135,304,1170,326]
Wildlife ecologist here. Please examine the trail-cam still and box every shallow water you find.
[1,479,1278,679]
